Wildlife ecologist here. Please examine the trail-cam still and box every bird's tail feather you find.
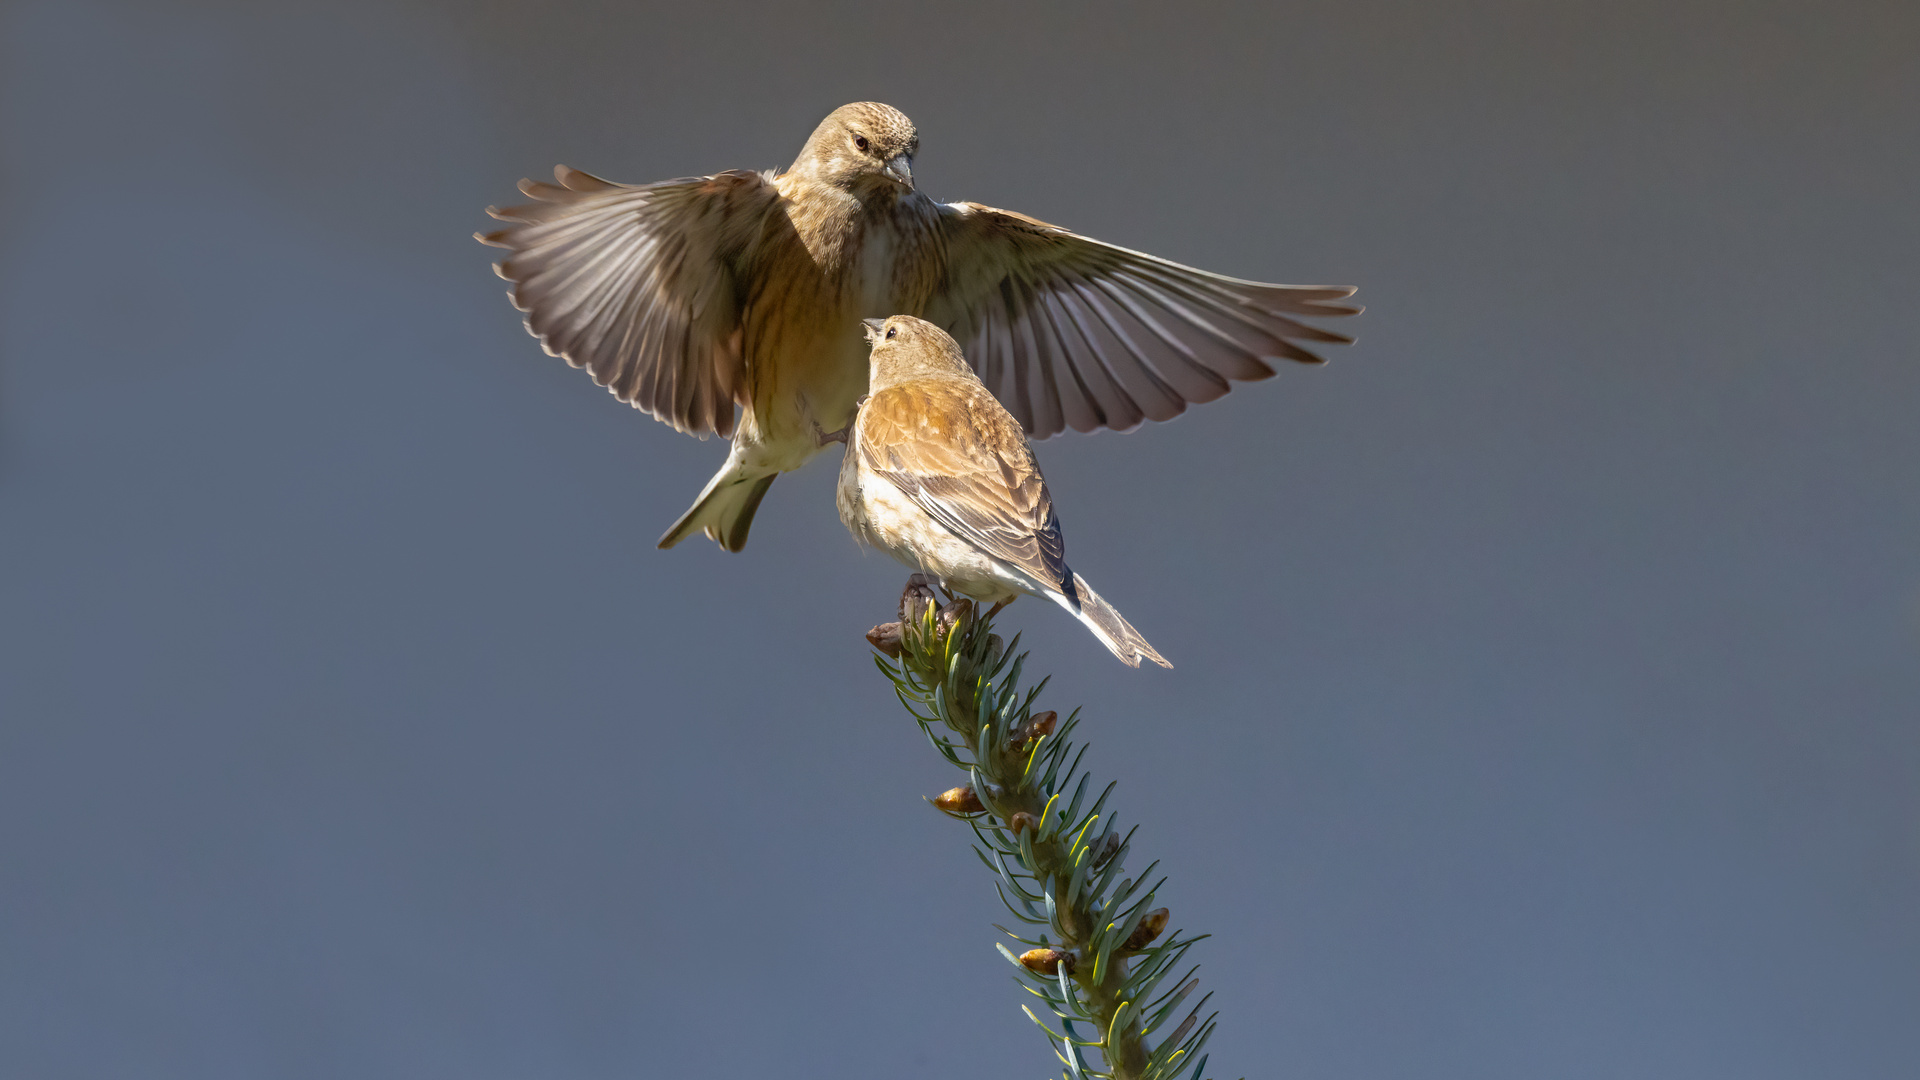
[1047,573,1171,669]
[657,459,778,552]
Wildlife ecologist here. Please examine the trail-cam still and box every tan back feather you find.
[857,379,1069,591]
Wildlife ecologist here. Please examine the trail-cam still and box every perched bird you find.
[838,316,1169,669]
[479,102,1358,552]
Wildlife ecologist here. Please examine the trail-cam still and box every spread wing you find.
[922,202,1361,438]
[859,382,1069,591]
[478,167,781,436]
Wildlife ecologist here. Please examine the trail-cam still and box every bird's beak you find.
[882,153,913,189]
[862,318,888,343]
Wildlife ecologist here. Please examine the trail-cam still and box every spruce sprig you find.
[869,577,1219,1080]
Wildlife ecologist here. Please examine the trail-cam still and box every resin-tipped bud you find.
[935,598,973,638]
[1012,710,1058,749]
[933,785,985,815]
[1090,829,1121,870]
[1123,908,1170,951]
[1018,947,1075,976]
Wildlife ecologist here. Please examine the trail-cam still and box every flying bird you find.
[838,316,1169,669]
[479,102,1358,552]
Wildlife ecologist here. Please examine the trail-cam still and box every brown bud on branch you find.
[1011,710,1058,749]
[1007,811,1038,837]
[1090,829,1121,870]
[933,785,985,815]
[1122,908,1170,951]
[866,622,904,657]
[1018,947,1076,976]
[935,598,973,638]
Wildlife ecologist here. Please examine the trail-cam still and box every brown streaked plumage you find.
[479,102,1357,552]
[838,317,1169,669]
[859,380,1067,584]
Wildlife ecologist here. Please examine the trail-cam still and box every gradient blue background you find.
[3,1,1916,1077]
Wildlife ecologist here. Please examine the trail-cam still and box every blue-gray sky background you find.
[3,1,1916,1077]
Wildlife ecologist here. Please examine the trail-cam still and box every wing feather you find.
[1067,275,1188,419]
[858,383,1069,591]
[478,167,780,436]
[924,202,1360,438]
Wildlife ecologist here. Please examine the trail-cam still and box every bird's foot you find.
[899,573,937,624]
[867,573,938,657]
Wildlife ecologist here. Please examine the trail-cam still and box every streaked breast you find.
[854,223,897,316]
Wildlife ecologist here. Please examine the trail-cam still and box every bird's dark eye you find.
[853,135,869,152]
[885,326,896,339]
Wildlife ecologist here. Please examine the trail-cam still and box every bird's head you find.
[862,316,972,389]
[794,102,918,194]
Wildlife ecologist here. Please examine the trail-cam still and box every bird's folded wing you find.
[860,383,1069,590]
[923,202,1361,438]
[478,167,780,437]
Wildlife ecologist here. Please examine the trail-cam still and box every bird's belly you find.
[739,309,864,466]
[839,461,1027,605]
[740,210,933,463]
[810,332,872,426]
